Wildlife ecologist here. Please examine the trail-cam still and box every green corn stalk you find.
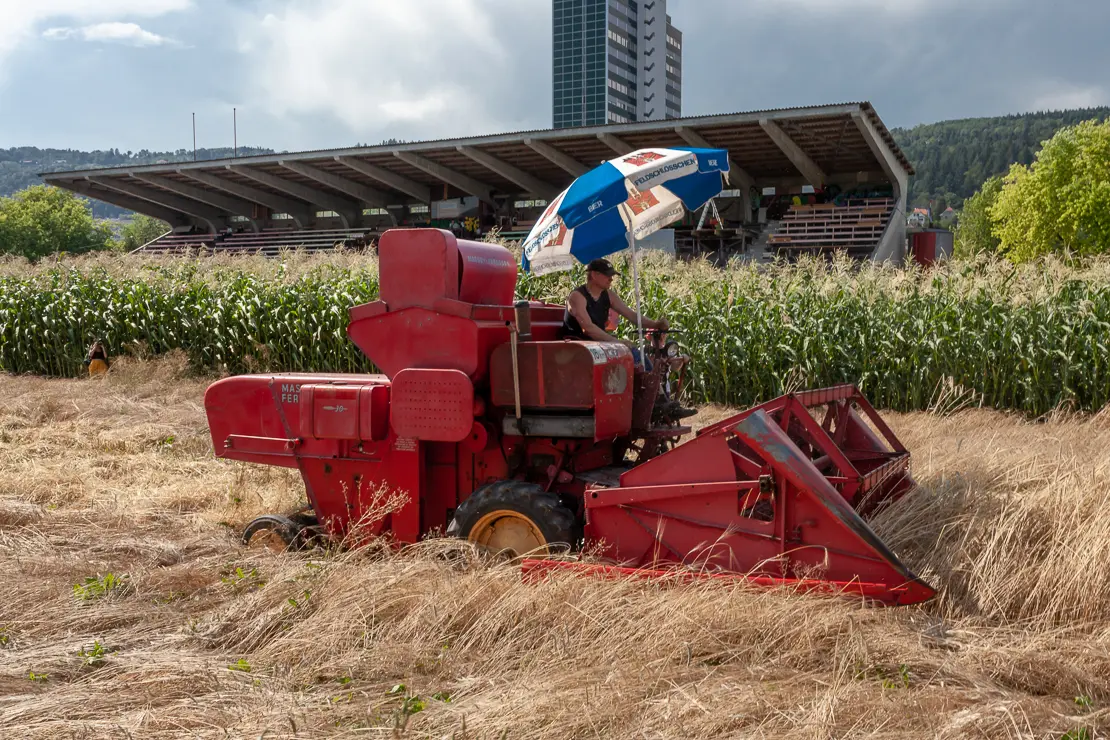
[1,252,1108,416]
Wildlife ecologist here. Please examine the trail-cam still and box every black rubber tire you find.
[447,481,578,554]
[242,514,303,551]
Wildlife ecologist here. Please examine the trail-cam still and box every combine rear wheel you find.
[242,512,318,552]
[447,481,577,557]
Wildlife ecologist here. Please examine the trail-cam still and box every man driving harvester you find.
[562,258,696,420]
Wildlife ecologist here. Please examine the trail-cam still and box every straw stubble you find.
[0,357,1108,737]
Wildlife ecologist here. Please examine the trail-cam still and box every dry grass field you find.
[2,355,1110,738]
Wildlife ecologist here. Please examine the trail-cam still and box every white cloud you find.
[236,0,547,140]
[736,0,1013,17]
[43,22,178,47]
[1030,83,1109,112]
[0,0,189,70]
[41,27,78,41]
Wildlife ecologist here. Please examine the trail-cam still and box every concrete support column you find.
[852,111,910,265]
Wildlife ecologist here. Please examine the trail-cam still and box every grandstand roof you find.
[41,102,913,231]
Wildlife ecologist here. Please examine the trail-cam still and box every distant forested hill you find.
[892,107,1110,212]
[0,146,275,218]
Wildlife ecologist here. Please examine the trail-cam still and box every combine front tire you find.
[447,481,577,557]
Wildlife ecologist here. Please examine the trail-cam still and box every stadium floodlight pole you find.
[192,112,197,161]
[233,108,238,157]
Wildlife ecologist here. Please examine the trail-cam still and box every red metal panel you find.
[205,373,385,468]
[850,396,906,454]
[489,340,633,440]
[348,301,387,322]
[301,445,420,543]
[490,342,595,409]
[431,297,475,318]
[297,385,317,439]
[912,231,938,266]
[386,437,423,543]
[348,307,481,379]
[694,395,789,439]
[359,385,391,441]
[585,480,759,508]
[224,435,299,455]
[456,239,517,306]
[308,385,361,439]
[377,229,459,310]
[618,432,737,487]
[390,368,474,442]
[423,442,460,535]
[592,344,634,440]
[792,384,857,406]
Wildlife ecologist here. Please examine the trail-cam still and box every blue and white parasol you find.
[520,146,730,354]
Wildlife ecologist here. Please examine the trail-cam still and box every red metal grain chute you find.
[204,229,934,606]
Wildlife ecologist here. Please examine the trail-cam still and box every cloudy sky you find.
[0,0,1106,153]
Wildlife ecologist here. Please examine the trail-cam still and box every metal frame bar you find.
[183,170,312,227]
[88,176,226,231]
[457,146,559,199]
[131,173,261,232]
[229,165,359,226]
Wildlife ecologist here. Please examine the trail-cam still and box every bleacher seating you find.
[497,219,538,240]
[766,198,895,259]
[136,233,216,254]
[135,228,381,257]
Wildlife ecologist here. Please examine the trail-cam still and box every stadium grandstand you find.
[40,102,914,263]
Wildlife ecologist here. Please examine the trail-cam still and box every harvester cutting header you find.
[204,147,934,606]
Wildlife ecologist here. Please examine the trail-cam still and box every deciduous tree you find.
[118,214,170,252]
[992,120,1110,261]
[0,185,113,260]
[954,176,1003,257]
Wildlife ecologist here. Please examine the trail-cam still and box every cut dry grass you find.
[2,358,1109,738]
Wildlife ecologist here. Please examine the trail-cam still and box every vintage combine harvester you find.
[205,229,935,606]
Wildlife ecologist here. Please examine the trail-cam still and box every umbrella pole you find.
[628,230,646,367]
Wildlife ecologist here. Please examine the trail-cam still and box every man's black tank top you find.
[562,285,610,339]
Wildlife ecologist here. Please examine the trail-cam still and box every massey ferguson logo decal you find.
[624,151,665,167]
[626,188,660,216]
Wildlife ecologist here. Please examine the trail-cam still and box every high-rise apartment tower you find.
[553,0,682,128]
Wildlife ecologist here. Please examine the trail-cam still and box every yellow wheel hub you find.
[469,509,547,556]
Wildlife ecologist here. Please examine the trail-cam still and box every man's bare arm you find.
[608,290,667,331]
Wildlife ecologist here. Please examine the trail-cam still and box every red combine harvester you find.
[204,229,935,606]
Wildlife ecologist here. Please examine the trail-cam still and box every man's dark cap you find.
[586,258,619,277]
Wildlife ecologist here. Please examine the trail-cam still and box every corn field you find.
[2,250,1109,415]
